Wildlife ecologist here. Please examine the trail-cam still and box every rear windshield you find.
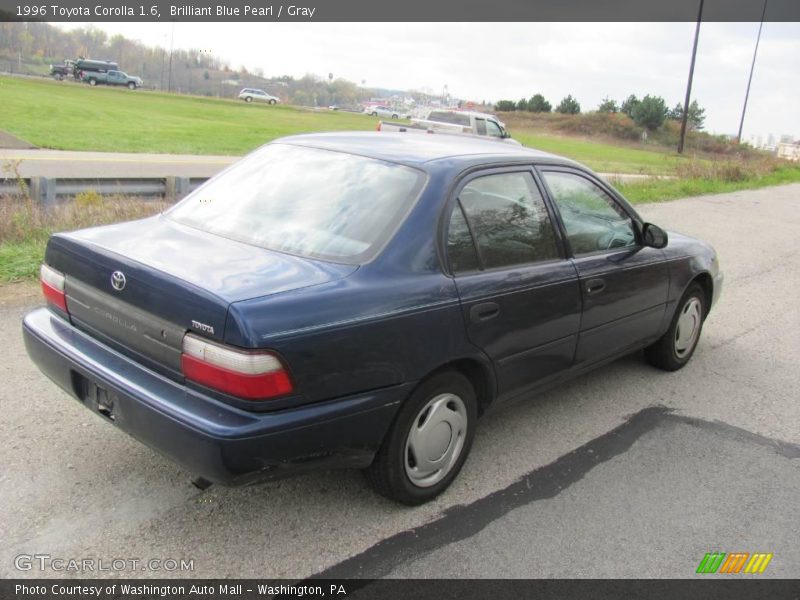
[167,144,426,264]
[428,111,471,127]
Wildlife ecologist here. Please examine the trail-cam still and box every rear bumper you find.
[23,307,408,485]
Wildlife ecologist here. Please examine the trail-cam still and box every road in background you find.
[0,149,236,178]
[0,148,661,183]
[0,184,798,578]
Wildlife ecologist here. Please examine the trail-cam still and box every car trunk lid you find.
[45,216,356,378]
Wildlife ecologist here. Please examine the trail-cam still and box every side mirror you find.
[642,223,668,249]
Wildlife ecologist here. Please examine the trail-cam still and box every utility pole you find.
[737,0,768,143]
[678,0,704,154]
[167,22,175,93]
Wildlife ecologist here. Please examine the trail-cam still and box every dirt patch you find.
[0,280,41,308]
[0,130,37,149]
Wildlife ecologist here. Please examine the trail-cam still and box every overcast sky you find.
[57,22,800,139]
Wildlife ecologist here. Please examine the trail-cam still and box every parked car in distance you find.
[379,109,517,143]
[83,70,143,89]
[238,88,280,104]
[365,105,407,119]
[23,133,722,505]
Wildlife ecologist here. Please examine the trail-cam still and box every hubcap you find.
[675,297,702,357]
[404,393,467,488]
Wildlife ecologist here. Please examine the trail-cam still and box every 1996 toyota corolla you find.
[23,133,722,504]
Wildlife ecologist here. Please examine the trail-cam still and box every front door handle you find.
[470,302,500,323]
[585,278,606,295]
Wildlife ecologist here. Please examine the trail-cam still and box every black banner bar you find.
[2,0,800,22]
[3,579,800,600]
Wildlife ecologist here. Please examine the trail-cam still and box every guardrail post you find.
[165,176,190,201]
[29,177,56,206]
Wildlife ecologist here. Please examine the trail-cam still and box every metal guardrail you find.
[0,176,208,203]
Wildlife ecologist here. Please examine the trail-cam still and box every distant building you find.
[777,142,800,162]
[746,134,763,148]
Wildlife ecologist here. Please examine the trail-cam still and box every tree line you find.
[495,93,705,131]
[0,22,381,106]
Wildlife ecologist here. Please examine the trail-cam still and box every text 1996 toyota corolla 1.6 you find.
[23,132,722,505]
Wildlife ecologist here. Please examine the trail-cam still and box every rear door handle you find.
[585,278,606,295]
[470,302,500,323]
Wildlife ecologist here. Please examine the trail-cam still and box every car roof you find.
[276,131,580,169]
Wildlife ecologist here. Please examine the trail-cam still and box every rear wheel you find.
[371,111,378,116]
[88,78,97,86]
[392,114,398,119]
[645,283,706,371]
[364,371,477,505]
[244,96,252,103]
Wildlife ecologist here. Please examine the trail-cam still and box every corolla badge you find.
[110,271,127,291]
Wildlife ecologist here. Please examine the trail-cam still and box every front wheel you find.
[364,371,477,505]
[645,283,706,371]
[127,82,136,90]
[268,99,276,105]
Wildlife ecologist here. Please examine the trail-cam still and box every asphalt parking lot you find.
[1,184,798,579]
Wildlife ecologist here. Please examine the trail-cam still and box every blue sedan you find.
[23,133,722,504]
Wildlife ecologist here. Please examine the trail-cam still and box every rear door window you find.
[455,172,558,269]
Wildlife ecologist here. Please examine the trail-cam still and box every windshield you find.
[167,144,426,264]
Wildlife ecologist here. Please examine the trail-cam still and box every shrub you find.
[631,95,667,130]
[597,97,618,113]
[528,93,552,113]
[620,95,640,117]
[556,95,581,114]
[495,100,516,112]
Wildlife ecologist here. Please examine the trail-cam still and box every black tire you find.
[268,99,276,105]
[245,96,252,103]
[88,78,97,86]
[392,114,398,119]
[364,371,477,505]
[127,82,136,90]
[645,283,706,371]
[371,111,378,117]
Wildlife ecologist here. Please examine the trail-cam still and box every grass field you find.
[0,76,378,155]
[2,75,800,284]
[511,131,701,176]
[2,76,705,175]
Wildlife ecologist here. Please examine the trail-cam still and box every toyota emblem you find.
[110,271,126,291]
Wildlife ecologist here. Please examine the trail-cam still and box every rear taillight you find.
[181,333,293,400]
[40,264,67,312]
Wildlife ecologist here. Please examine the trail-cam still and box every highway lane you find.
[0,149,237,178]
[0,148,664,183]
